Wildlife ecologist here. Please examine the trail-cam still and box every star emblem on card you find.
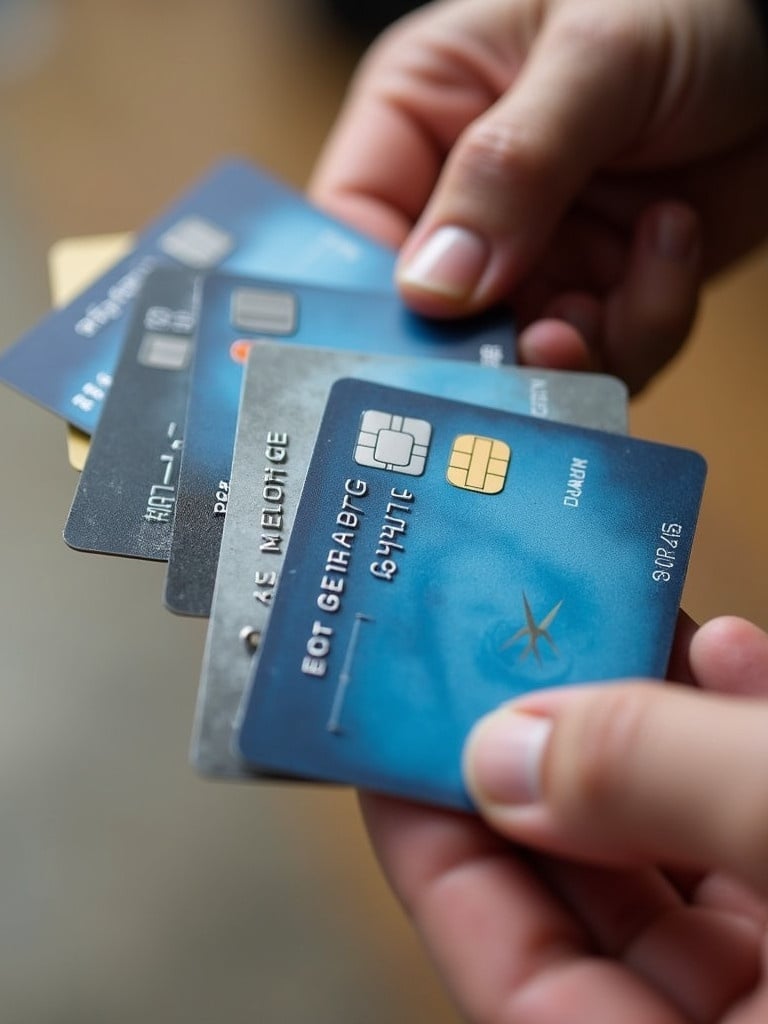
[501,592,563,666]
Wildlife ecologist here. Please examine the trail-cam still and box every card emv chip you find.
[447,435,510,493]
[137,332,193,371]
[230,287,297,335]
[354,409,431,475]
[158,216,234,269]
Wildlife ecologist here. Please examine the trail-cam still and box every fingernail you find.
[397,225,488,299]
[654,206,698,261]
[464,708,552,808]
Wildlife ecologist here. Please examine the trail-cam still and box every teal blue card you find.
[237,378,706,810]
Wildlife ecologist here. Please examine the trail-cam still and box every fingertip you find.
[545,293,602,349]
[395,224,490,316]
[690,616,768,696]
[518,319,593,372]
[463,708,552,812]
[665,610,700,686]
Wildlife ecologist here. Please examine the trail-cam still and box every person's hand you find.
[361,616,768,1022]
[310,0,768,391]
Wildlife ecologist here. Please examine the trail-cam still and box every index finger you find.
[308,2,518,245]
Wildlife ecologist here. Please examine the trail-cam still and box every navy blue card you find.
[237,379,706,810]
[0,160,399,432]
[63,267,199,560]
[164,272,515,617]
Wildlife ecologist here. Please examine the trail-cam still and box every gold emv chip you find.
[446,435,511,494]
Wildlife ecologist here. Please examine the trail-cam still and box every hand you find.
[361,616,768,1022]
[310,0,768,391]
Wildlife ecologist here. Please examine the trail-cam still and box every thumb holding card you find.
[463,616,768,895]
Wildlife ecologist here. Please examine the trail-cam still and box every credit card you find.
[0,159,399,433]
[237,378,706,810]
[193,342,627,777]
[63,267,200,560]
[164,272,515,618]
[47,233,135,470]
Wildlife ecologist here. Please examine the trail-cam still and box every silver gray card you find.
[191,341,627,777]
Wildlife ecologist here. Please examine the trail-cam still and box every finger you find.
[689,617,768,697]
[308,4,505,246]
[518,202,701,389]
[463,682,768,893]
[517,318,594,374]
[509,202,629,328]
[601,202,702,392]
[309,84,439,247]
[665,610,699,687]
[534,857,679,958]
[396,6,661,315]
[359,792,587,1019]
[693,872,768,929]
[542,294,603,350]
[518,288,607,372]
[360,793,688,1023]
[538,858,761,1023]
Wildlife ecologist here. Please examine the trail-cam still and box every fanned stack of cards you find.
[0,160,707,812]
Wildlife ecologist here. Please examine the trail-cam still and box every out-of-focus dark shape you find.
[322,0,426,43]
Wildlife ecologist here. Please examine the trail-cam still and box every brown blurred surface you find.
[0,3,459,1023]
[0,3,765,1023]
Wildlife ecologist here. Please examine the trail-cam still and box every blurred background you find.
[0,2,765,1022]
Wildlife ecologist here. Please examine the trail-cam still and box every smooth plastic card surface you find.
[238,378,706,810]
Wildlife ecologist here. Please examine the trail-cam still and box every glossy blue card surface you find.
[0,160,398,433]
[164,272,515,617]
[238,378,706,810]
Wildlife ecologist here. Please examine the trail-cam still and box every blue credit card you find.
[0,159,400,433]
[237,378,706,810]
[164,273,515,617]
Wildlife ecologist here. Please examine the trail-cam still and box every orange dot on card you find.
[230,340,253,364]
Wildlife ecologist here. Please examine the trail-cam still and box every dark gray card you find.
[64,266,200,560]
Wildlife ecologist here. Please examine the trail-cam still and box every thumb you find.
[463,681,768,894]
[396,6,660,316]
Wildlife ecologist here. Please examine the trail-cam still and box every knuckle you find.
[550,3,651,73]
[360,5,434,77]
[453,116,545,196]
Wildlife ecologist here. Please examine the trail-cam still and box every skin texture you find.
[362,618,768,1024]
[308,2,768,1019]
[310,0,768,391]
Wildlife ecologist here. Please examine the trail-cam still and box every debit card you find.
[237,378,705,810]
[0,159,399,433]
[64,267,200,560]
